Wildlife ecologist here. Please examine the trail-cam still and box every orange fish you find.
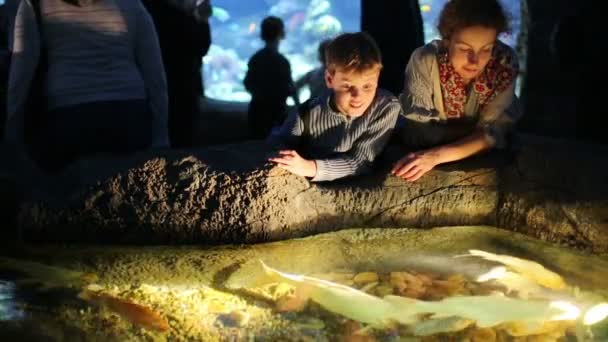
[79,290,170,332]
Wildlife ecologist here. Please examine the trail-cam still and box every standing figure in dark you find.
[244,16,298,140]
[5,0,168,173]
[0,2,9,139]
[142,0,212,148]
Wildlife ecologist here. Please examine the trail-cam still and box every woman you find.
[5,0,168,172]
[392,0,521,182]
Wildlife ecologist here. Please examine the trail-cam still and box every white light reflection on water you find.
[0,281,25,322]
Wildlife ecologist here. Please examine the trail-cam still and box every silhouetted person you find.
[0,3,8,140]
[294,39,331,102]
[142,0,212,148]
[244,16,298,140]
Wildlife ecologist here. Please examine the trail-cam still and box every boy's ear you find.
[324,69,333,88]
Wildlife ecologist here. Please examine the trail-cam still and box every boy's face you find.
[325,67,380,117]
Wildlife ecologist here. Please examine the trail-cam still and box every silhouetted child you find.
[294,38,331,101]
[244,16,298,140]
[268,32,401,182]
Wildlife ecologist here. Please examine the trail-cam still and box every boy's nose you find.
[350,87,360,98]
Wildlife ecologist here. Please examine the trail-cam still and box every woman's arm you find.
[477,81,522,149]
[4,0,39,144]
[393,77,521,182]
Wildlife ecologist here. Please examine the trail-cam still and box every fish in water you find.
[311,15,342,37]
[79,289,170,332]
[307,0,330,18]
[461,250,566,290]
[212,6,230,22]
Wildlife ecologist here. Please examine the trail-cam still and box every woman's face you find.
[447,25,497,83]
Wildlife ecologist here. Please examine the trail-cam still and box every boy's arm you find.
[312,99,401,182]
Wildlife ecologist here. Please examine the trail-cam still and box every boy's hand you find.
[391,150,439,182]
[269,150,317,178]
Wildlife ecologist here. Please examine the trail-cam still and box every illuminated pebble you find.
[353,272,379,284]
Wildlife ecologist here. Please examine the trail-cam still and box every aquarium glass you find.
[203,0,520,103]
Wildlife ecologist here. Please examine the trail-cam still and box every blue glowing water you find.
[203,0,521,103]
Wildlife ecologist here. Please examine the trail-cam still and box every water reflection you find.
[0,281,24,322]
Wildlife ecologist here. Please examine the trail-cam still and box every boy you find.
[244,16,299,140]
[268,32,401,182]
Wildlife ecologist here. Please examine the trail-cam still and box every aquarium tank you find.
[203,0,521,103]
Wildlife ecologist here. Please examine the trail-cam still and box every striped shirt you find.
[269,89,401,182]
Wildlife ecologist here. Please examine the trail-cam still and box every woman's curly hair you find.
[437,0,510,40]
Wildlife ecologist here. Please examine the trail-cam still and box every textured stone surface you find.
[497,136,608,252]
[1,136,607,252]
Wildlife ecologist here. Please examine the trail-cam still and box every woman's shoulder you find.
[408,40,441,70]
[413,40,441,58]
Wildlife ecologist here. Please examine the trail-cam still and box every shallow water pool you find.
[1,226,607,341]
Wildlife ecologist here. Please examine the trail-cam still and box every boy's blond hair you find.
[325,32,383,74]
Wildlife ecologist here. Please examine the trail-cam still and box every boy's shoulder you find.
[355,88,401,120]
[371,88,400,110]
[298,90,399,118]
[298,93,330,116]
[375,88,398,101]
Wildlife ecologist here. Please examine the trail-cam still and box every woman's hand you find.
[269,150,317,178]
[391,150,441,182]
